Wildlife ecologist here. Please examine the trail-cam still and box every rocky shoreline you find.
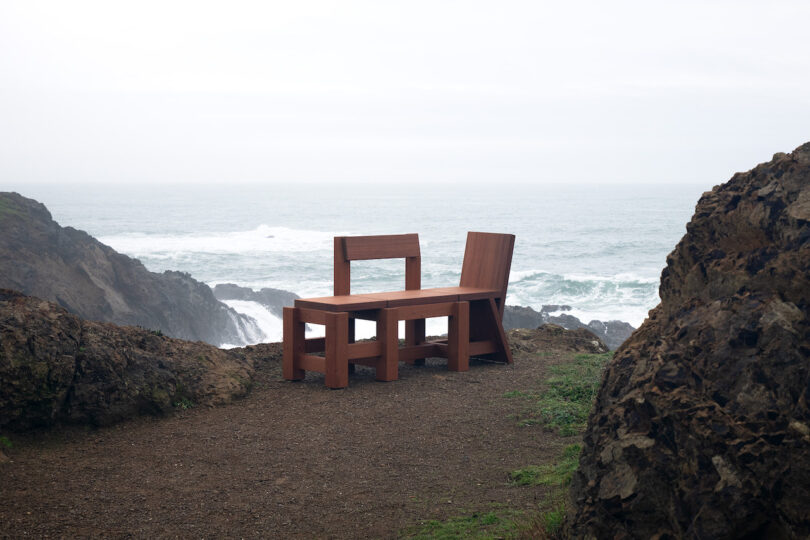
[503,304,634,350]
[0,191,638,351]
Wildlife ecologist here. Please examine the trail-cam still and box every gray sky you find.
[2,0,809,185]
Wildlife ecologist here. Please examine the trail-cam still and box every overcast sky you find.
[1,0,809,186]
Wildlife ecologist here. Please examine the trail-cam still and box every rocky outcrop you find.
[503,304,635,350]
[0,289,254,431]
[0,192,259,345]
[503,304,569,329]
[567,144,810,538]
[583,319,635,352]
[213,283,299,317]
[508,324,609,355]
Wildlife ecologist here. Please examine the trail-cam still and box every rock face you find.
[567,144,810,538]
[503,304,635,350]
[0,289,254,431]
[213,283,299,318]
[0,192,259,345]
[507,324,609,355]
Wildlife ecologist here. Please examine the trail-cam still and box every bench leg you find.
[448,301,470,371]
[325,312,349,389]
[375,308,399,381]
[405,319,426,365]
[283,307,305,380]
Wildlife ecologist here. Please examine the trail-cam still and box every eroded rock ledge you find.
[0,289,253,432]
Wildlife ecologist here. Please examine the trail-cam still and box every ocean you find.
[11,182,707,345]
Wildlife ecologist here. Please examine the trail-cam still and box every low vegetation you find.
[510,444,581,487]
[506,353,612,537]
[404,352,611,538]
[505,352,612,435]
[402,508,526,539]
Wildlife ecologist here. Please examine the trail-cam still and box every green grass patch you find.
[503,390,532,399]
[0,435,12,449]
[507,352,612,436]
[402,508,526,539]
[537,502,567,537]
[512,445,582,537]
[510,444,581,487]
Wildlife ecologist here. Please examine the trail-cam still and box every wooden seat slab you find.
[294,294,387,312]
[294,288,482,311]
[359,288,460,307]
[417,286,501,301]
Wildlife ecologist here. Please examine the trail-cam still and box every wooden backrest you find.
[459,232,515,315]
[334,234,421,295]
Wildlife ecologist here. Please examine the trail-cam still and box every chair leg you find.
[468,299,513,364]
[375,308,399,381]
[405,319,426,365]
[283,307,305,380]
[348,318,356,374]
[487,298,513,364]
[325,312,349,389]
[448,301,470,371]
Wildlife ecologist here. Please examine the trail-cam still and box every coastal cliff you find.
[567,144,810,537]
[0,192,259,345]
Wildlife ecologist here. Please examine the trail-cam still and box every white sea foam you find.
[221,299,283,344]
[561,272,660,285]
[506,271,660,328]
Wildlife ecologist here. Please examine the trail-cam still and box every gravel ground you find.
[1,345,573,538]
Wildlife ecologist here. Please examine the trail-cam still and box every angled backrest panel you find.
[334,234,421,295]
[459,232,515,296]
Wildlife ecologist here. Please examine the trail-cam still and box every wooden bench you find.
[283,232,515,388]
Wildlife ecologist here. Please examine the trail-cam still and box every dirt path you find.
[1,346,572,538]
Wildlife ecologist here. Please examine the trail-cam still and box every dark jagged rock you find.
[584,320,635,351]
[213,283,299,317]
[503,304,634,350]
[507,324,609,355]
[503,305,546,330]
[567,144,810,538]
[0,289,253,431]
[0,192,259,345]
[503,304,572,331]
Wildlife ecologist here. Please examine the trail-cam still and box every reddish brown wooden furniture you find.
[283,232,515,388]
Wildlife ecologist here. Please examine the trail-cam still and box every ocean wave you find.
[98,225,338,258]
[505,270,660,327]
[511,269,658,286]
